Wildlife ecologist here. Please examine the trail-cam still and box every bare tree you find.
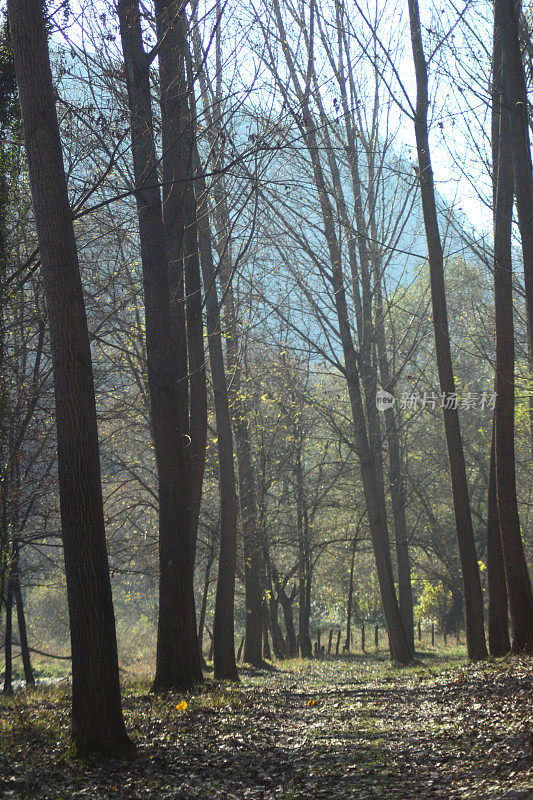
[407,0,487,660]
[8,0,134,755]
[118,0,203,690]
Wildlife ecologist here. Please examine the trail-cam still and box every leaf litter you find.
[0,653,531,799]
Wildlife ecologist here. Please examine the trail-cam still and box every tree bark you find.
[8,0,133,755]
[3,576,13,694]
[494,0,533,652]
[154,0,208,560]
[368,192,415,658]
[487,426,511,655]
[407,0,487,660]
[264,557,286,659]
[191,12,267,668]
[195,149,239,681]
[498,0,533,366]
[296,453,312,658]
[118,0,202,690]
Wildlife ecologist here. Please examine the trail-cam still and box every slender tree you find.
[492,0,533,652]
[407,0,487,660]
[195,148,239,680]
[8,0,134,755]
[191,11,264,666]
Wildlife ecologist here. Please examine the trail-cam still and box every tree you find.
[407,0,487,660]
[191,11,264,667]
[196,141,239,681]
[7,0,134,756]
[492,0,533,652]
[261,0,414,663]
[118,0,204,690]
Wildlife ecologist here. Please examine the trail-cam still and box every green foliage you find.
[415,580,453,629]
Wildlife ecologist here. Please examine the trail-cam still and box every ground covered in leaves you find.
[0,651,531,799]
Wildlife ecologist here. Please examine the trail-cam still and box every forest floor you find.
[0,650,531,799]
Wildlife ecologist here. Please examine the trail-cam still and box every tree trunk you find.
[407,0,487,660]
[191,12,264,669]
[269,597,286,660]
[155,0,208,561]
[211,207,263,668]
[262,602,271,661]
[487,426,511,655]
[198,542,215,661]
[278,584,297,657]
[264,553,286,659]
[498,0,533,364]
[216,254,262,668]
[195,150,239,682]
[296,454,312,658]
[344,536,356,651]
[3,576,13,694]
[371,239,415,657]
[13,569,34,686]
[494,0,533,653]
[9,0,133,756]
[118,0,202,691]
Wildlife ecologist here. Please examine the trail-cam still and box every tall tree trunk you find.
[212,209,263,667]
[271,560,298,657]
[237,424,263,666]
[495,0,533,652]
[487,427,511,655]
[264,555,286,659]
[8,0,133,755]
[407,0,487,660]
[155,0,207,683]
[262,602,272,660]
[118,0,202,691]
[268,597,286,660]
[155,0,208,562]
[367,179,415,657]
[498,0,533,367]
[3,576,13,694]
[9,542,34,686]
[195,151,239,682]
[208,173,263,668]
[191,12,267,668]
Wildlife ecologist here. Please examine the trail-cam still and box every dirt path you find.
[0,654,531,799]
